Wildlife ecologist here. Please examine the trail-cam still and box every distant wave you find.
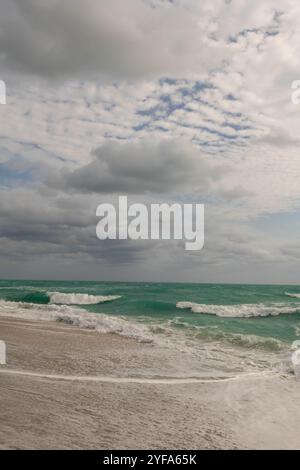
[0,300,152,343]
[176,301,300,318]
[47,292,121,305]
[285,292,300,298]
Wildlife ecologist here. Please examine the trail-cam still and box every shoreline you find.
[1,316,300,449]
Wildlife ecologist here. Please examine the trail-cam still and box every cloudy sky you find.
[1,0,300,283]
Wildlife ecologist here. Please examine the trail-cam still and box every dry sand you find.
[1,316,300,449]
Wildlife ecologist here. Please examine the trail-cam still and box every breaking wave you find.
[285,292,300,299]
[47,292,121,305]
[0,300,152,343]
[162,318,285,351]
[176,301,300,318]
[0,299,287,352]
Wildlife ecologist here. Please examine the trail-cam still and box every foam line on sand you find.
[0,369,275,384]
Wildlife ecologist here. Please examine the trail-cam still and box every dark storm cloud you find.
[0,189,158,266]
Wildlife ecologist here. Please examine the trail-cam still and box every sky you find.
[0,0,300,283]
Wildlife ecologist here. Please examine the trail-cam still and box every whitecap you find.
[47,292,121,305]
[176,301,300,318]
[285,292,300,298]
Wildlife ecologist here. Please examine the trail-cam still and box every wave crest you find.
[176,301,300,318]
[47,292,121,305]
[285,292,300,298]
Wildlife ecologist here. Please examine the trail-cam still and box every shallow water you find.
[1,280,300,350]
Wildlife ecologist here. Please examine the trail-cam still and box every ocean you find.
[1,279,300,352]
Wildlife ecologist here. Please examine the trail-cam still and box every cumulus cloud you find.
[1,0,294,81]
[49,139,226,194]
[0,0,230,80]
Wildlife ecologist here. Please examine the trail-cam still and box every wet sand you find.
[0,316,300,449]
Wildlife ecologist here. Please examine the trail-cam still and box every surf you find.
[176,301,300,318]
[0,300,152,343]
[285,292,300,299]
[47,292,121,305]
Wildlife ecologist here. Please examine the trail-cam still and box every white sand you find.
[0,316,300,449]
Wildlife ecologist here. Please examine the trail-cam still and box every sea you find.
[1,280,300,353]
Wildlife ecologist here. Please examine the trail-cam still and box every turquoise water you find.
[1,280,300,349]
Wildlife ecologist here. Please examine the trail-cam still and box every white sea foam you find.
[0,368,275,384]
[176,301,300,318]
[164,317,284,351]
[0,300,152,343]
[47,292,121,305]
[285,292,300,298]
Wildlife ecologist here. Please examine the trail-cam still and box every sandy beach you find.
[1,315,300,450]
